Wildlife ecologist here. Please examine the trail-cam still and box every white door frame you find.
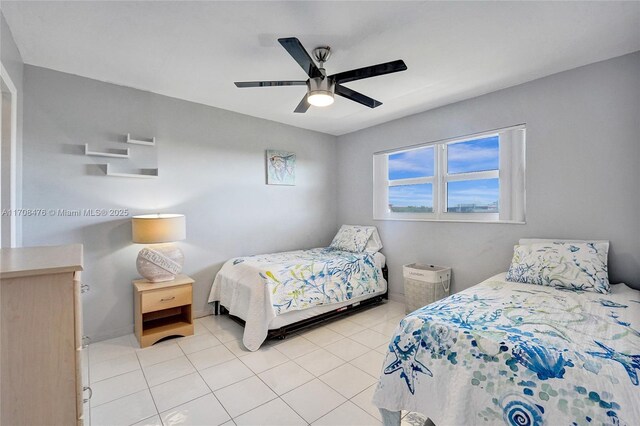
[1,61,18,248]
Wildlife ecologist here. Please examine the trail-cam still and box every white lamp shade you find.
[132,214,186,244]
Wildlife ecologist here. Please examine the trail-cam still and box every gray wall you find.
[19,51,640,340]
[1,11,24,245]
[336,52,640,296]
[22,65,338,341]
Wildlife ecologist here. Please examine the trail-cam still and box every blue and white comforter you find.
[373,273,640,426]
[209,248,386,351]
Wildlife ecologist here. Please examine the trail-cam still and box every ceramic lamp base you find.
[136,244,184,283]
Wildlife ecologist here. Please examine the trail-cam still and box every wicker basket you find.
[403,263,451,314]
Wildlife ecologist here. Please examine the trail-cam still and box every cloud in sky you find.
[448,136,499,174]
[388,147,434,179]
[388,136,498,180]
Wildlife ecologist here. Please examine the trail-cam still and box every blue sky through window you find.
[447,136,499,174]
[388,146,434,180]
[387,136,501,213]
[447,178,499,212]
[389,184,433,212]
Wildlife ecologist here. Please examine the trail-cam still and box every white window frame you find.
[373,125,526,223]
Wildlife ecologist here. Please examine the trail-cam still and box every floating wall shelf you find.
[126,134,156,146]
[105,163,158,179]
[84,144,130,158]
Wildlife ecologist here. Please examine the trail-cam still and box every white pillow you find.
[364,227,383,254]
[506,242,610,294]
[330,225,374,253]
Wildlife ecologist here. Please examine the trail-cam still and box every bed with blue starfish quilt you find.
[209,247,387,351]
[372,273,640,426]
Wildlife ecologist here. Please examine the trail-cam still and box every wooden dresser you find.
[1,244,87,425]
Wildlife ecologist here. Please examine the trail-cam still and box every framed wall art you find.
[266,150,296,185]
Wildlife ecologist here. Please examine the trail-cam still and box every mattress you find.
[373,273,640,425]
[209,248,387,350]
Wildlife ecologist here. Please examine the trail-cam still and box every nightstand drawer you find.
[141,285,191,313]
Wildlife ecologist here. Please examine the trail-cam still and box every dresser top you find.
[1,244,83,279]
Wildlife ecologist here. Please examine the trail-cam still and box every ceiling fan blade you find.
[278,37,323,79]
[294,95,310,113]
[330,60,407,84]
[234,81,307,88]
[335,84,382,108]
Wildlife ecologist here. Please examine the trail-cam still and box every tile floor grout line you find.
[136,345,184,368]
[349,382,379,408]
[348,357,386,378]
[245,373,310,425]
[89,364,142,386]
[132,342,162,423]
[290,348,348,376]
[180,336,236,424]
[264,341,372,423]
[157,392,223,424]
[213,334,317,423]
[89,383,150,410]
[216,375,280,420]
[142,335,236,424]
[131,413,161,426]
[315,369,378,401]
[281,332,382,402]
[313,397,380,425]
[259,349,318,377]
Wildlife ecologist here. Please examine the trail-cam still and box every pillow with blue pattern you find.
[505,242,610,294]
[330,225,374,253]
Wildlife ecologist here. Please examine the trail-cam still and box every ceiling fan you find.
[234,37,407,113]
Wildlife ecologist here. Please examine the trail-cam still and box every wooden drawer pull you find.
[161,296,176,302]
[83,386,92,403]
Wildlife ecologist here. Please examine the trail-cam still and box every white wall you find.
[336,52,640,296]
[22,65,338,341]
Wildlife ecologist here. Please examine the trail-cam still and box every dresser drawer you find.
[141,285,191,313]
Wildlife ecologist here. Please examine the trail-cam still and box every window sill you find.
[373,217,526,224]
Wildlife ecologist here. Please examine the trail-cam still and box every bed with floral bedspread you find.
[373,273,640,426]
[208,247,387,351]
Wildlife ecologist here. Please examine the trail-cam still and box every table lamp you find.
[132,214,186,282]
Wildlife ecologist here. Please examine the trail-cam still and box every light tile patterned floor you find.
[87,300,424,426]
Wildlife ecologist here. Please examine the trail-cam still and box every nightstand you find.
[133,274,194,348]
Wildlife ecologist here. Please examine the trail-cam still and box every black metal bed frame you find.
[213,265,389,340]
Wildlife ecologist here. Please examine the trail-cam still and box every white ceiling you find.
[2,1,639,136]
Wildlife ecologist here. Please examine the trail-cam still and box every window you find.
[374,125,525,223]
[387,146,434,213]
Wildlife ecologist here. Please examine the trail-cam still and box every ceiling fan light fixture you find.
[308,91,334,107]
[307,76,335,107]
[234,37,407,113]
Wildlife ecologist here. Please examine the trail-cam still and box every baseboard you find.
[89,307,215,343]
[193,307,213,319]
[90,324,135,343]
[388,292,405,305]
